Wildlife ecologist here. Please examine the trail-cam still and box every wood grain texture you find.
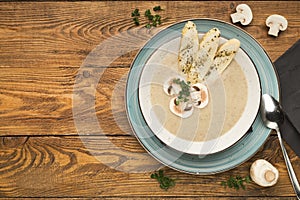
[0,1,298,67]
[0,1,299,136]
[0,66,132,136]
[0,1,299,199]
[0,135,299,198]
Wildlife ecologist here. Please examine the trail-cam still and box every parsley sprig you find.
[221,175,251,190]
[144,9,162,28]
[151,170,175,190]
[131,6,164,28]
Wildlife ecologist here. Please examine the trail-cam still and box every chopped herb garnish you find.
[151,170,175,190]
[172,78,191,103]
[221,175,251,190]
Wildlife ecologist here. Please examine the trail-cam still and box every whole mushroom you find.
[250,159,279,187]
[230,4,253,25]
[266,14,288,37]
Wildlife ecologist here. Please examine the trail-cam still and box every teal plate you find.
[126,19,279,174]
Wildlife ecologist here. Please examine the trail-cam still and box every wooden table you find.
[0,1,299,199]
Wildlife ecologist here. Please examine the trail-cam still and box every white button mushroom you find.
[266,14,288,37]
[230,4,253,25]
[250,159,279,187]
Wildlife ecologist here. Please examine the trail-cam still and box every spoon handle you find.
[276,128,300,199]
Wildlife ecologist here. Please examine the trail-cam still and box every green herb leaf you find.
[145,9,152,18]
[172,78,191,104]
[245,175,251,183]
[132,17,140,26]
[145,23,152,29]
[131,9,140,26]
[131,8,140,17]
[221,175,251,190]
[150,170,175,191]
[153,6,163,11]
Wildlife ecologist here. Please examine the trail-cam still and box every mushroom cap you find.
[191,83,209,108]
[169,97,194,118]
[250,159,279,187]
[266,14,288,30]
[230,4,253,25]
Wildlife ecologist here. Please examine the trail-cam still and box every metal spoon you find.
[261,94,300,199]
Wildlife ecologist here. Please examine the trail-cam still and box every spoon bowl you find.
[260,94,284,130]
[260,94,300,199]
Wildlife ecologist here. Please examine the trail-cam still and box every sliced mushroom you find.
[230,4,253,25]
[190,83,209,108]
[250,159,279,187]
[266,14,288,37]
[163,77,183,96]
[169,97,194,118]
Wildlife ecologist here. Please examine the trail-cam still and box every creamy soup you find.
[150,53,248,142]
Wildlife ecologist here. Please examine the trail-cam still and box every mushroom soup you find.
[150,53,248,142]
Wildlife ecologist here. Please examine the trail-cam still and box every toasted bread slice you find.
[187,28,220,83]
[213,39,240,73]
[198,27,221,62]
[178,21,199,74]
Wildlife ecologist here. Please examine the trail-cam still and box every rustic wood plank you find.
[0,1,299,68]
[0,135,299,198]
[0,1,299,136]
[0,1,299,137]
[0,66,132,136]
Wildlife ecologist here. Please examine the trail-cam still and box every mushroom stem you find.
[231,13,244,23]
[268,23,281,37]
[265,170,276,182]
